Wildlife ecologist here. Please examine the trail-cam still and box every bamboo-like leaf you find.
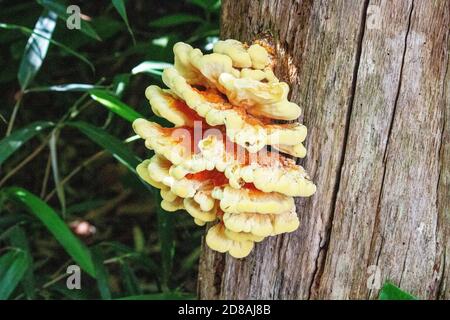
[92,247,112,300]
[36,0,101,41]
[0,251,16,279]
[149,13,204,28]
[103,241,159,273]
[379,282,416,300]
[66,199,105,215]
[49,129,66,216]
[0,214,30,231]
[50,283,89,299]
[186,23,219,44]
[67,121,141,173]
[152,36,169,48]
[0,121,54,166]
[111,0,135,44]
[120,261,141,295]
[2,187,96,278]
[157,203,175,289]
[180,247,201,274]
[25,84,105,93]
[0,249,29,299]
[132,225,145,253]
[9,226,35,299]
[131,61,173,76]
[189,0,221,13]
[0,23,94,71]
[89,89,143,122]
[17,9,57,90]
[112,74,131,98]
[0,223,22,241]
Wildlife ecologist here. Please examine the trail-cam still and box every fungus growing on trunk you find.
[133,39,316,258]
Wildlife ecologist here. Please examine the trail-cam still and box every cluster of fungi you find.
[133,39,316,258]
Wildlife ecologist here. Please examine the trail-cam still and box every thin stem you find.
[44,150,106,202]
[104,253,137,264]
[14,271,70,300]
[40,151,52,198]
[84,190,131,220]
[42,273,69,289]
[0,133,51,187]
[5,94,23,136]
[44,134,139,202]
[0,112,7,124]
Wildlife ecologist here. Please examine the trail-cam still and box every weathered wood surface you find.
[198,0,450,299]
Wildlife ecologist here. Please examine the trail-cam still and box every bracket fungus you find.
[133,39,316,258]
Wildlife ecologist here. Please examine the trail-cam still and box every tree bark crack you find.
[368,2,415,291]
[306,233,323,299]
[306,0,370,299]
[368,233,385,298]
[437,251,447,298]
[436,56,449,204]
[436,21,450,299]
[382,0,414,164]
[399,234,412,286]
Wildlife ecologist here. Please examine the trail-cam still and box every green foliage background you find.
[0,0,220,300]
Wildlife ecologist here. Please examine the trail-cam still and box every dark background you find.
[0,0,219,299]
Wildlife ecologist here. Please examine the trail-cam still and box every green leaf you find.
[92,247,112,300]
[36,0,101,41]
[0,249,29,299]
[0,121,54,166]
[186,23,219,43]
[49,129,66,216]
[18,9,57,90]
[111,0,135,44]
[180,247,201,274]
[0,23,94,71]
[25,84,105,93]
[50,283,89,299]
[132,225,145,253]
[152,36,169,48]
[189,0,221,13]
[120,261,141,295]
[149,14,204,28]
[112,74,131,98]
[0,214,30,231]
[2,187,96,278]
[379,282,417,300]
[158,203,175,289]
[0,251,16,279]
[131,61,172,76]
[67,121,141,173]
[117,292,196,300]
[89,16,122,41]
[9,226,35,299]
[102,241,159,273]
[0,223,23,241]
[66,199,105,215]
[89,89,143,122]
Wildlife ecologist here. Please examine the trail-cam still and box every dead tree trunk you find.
[198,0,450,299]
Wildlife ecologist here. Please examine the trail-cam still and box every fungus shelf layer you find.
[133,39,316,258]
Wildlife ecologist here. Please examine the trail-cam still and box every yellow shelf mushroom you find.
[133,120,316,197]
[133,39,316,258]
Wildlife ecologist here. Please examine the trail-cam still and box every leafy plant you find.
[379,282,417,300]
[0,0,220,300]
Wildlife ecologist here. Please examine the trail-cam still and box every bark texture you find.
[198,0,450,299]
